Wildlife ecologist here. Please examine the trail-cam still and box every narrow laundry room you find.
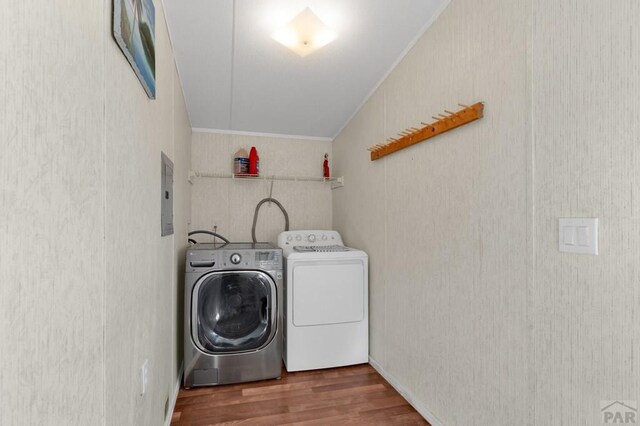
[2,1,640,425]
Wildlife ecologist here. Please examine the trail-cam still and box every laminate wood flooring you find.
[171,363,429,425]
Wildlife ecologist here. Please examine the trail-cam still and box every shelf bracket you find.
[331,176,344,190]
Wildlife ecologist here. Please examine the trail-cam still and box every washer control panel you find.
[219,250,281,269]
[185,244,282,272]
[253,250,281,269]
[278,230,343,247]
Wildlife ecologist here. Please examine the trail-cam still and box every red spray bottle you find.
[323,153,330,178]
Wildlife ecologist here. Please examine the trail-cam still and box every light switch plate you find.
[559,218,598,255]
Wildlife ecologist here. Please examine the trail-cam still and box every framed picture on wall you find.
[113,0,156,99]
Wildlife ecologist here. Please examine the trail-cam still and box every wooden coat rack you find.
[368,102,484,161]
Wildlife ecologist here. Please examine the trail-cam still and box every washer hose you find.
[252,198,289,243]
[188,230,230,244]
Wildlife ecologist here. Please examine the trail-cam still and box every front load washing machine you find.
[184,242,283,387]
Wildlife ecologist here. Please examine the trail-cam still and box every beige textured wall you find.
[533,1,640,424]
[173,64,192,379]
[335,0,640,425]
[191,132,332,244]
[0,0,191,424]
[332,0,532,424]
[104,0,191,424]
[0,1,106,424]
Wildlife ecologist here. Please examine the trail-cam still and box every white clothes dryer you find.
[277,230,368,372]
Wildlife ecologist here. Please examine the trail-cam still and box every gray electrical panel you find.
[161,152,174,236]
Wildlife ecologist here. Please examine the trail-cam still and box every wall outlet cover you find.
[141,359,149,396]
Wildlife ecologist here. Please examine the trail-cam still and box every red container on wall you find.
[249,146,259,176]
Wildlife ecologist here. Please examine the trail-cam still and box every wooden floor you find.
[171,364,429,425]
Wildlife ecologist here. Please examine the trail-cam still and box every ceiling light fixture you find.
[271,7,338,57]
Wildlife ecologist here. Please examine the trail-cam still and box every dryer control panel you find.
[278,230,343,248]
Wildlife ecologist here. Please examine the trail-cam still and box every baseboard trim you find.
[164,362,184,426]
[368,357,444,426]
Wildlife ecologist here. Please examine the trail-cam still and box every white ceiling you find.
[163,0,448,139]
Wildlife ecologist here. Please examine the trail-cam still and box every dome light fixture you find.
[271,7,338,57]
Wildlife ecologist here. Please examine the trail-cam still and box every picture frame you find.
[113,0,156,99]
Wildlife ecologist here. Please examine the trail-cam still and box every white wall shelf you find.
[189,171,344,189]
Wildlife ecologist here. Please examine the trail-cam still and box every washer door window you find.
[192,271,276,354]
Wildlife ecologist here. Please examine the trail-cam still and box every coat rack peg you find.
[368,102,484,161]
